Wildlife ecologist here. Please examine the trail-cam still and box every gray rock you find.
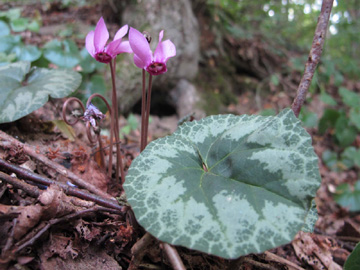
[169,79,205,119]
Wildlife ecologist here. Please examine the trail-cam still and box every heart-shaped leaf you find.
[11,44,42,62]
[0,21,10,37]
[43,39,80,68]
[0,61,81,124]
[124,109,321,259]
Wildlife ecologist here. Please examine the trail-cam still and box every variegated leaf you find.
[0,61,81,124]
[124,109,321,259]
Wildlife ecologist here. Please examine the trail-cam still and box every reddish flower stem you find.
[140,70,147,152]
[291,0,334,117]
[143,74,153,149]
[109,59,125,184]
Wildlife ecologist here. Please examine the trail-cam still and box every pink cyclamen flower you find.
[129,27,176,76]
[86,17,132,64]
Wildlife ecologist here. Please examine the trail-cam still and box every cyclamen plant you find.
[60,15,322,267]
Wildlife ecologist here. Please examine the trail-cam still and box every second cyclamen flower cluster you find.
[85,17,176,75]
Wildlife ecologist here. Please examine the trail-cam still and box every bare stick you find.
[291,0,334,117]
[129,232,156,270]
[14,206,117,253]
[265,251,306,270]
[0,171,40,197]
[0,159,125,212]
[0,130,112,199]
[162,243,186,270]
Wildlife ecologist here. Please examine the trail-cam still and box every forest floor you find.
[0,2,359,270]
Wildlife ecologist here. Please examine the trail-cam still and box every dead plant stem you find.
[0,159,125,212]
[0,130,114,199]
[291,0,334,117]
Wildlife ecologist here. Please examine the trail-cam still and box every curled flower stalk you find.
[129,28,176,151]
[62,97,108,171]
[63,17,131,184]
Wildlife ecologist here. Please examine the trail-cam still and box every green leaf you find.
[27,20,40,32]
[349,107,360,130]
[79,48,104,73]
[341,147,360,168]
[335,115,357,147]
[322,150,339,171]
[0,35,21,53]
[0,52,16,65]
[10,18,28,32]
[319,91,337,106]
[124,109,321,259]
[43,39,80,68]
[0,20,10,37]
[300,200,318,233]
[334,181,360,212]
[339,87,360,108]
[259,108,276,116]
[318,109,341,134]
[0,61,81,124]
[11,44,42,62]
[344,242,360,270]
[0,8,21,21]
[299,108,317,128]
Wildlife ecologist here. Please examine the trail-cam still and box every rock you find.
[169,79,205,119]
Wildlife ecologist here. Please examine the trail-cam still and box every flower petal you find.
[114,24,129,40]
[105,38,123,57]
[85,30,95,57]
[129,27,152,67]
[94,17,109,52]
[134,54,146,69]
[158,30,164,43]
[154,39,176,63]
[117,41,133,54]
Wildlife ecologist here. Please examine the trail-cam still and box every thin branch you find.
[14,206,117,253]
[162,243,186,270]
[264,251,306,270]
[0,130,113,199]
[0,159,125,212]
[0,171,40,197]
[129,232,156,270]
[291,0,334,117]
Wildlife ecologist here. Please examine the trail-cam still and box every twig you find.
[0,130,113,199]
[129,232,156,270]
[14,206,116,253]
[162,243,186,270]
[228,256,278,270]
[264,251,306,270]
[0,159,125,212]
[0,171,40,197]
[291,0,334,117]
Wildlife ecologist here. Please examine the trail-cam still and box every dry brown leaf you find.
[292,232,342,270]
[13,204,43,240]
